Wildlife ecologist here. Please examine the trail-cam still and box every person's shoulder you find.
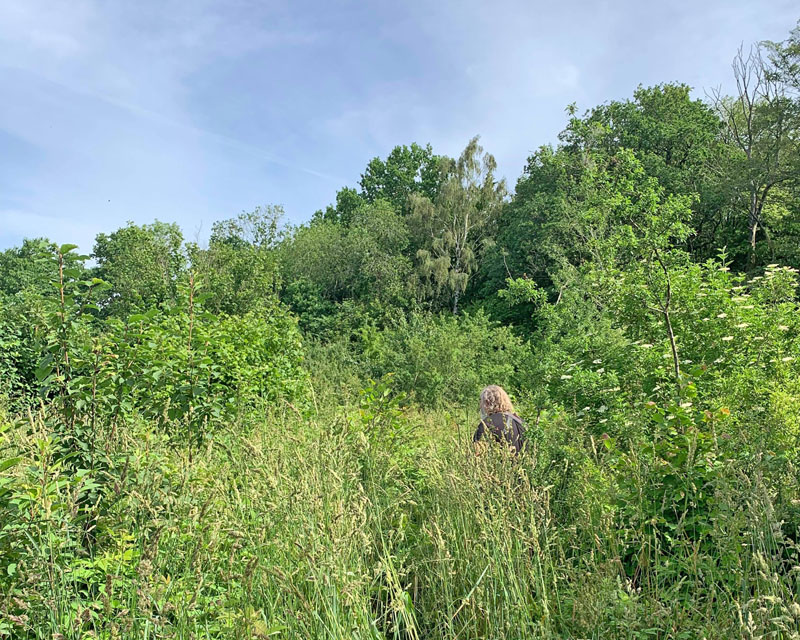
[509,412,526,427]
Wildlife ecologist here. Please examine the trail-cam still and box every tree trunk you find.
[749,218,759,266]
[749,186,759,266]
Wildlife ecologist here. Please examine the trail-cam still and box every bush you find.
[106,283,308,442]
[360,311,530,407]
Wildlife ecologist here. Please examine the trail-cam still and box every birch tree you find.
[410,137,506,313]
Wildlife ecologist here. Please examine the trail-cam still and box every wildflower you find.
[767,263,779,268]
[722,336,734,341]
[596,368,605,373]
[735,323,749,328]
[717,313,727,318]
[593,358,602,364]
[782,356,795,362]
[560,374,573,380]
[641,343,653,349]
[778,325,789,331]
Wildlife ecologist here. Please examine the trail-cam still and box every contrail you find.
[3,64,348,184]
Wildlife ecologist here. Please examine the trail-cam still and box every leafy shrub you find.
[360,311,530,407]
[105,278,307,442]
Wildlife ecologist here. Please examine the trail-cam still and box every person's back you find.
[473,385,526,454]
[474,410,526,454]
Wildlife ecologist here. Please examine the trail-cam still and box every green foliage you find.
[3,22,800,635]
[188,206,283,315]
[113,279,307,442]
[564,83,722,199]
[281,200,413,309]
[411,136,507,313]
[361,310,528,407]
[359,142,445,212]
[0,238,87,298]
[93,220,186,315]
[0,296,43,404]
[312,186,366,226]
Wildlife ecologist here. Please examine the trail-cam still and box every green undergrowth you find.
[2,380,799,639]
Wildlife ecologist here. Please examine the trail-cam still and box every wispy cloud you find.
[1,0,798,251]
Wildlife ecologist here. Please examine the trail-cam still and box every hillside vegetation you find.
[2,24,800,639]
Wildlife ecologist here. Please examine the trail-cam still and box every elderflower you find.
[722,336,734,341]
[717,313,728,318]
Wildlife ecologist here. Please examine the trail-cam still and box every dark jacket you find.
[473,411,526,454]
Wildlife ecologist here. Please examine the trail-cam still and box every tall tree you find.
[359,143,445,212]
[188,206,284,315]
[312,187,365,226]
[410,137,506,314]
[280,201,412,308]
[0,238,86,298]
[711,45,800,266]
[765,20,800,90]
[92,220,185,315]
[560,84,725,260]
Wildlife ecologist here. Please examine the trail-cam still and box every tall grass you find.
[1,394,799,639]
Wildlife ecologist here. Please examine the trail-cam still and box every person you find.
[473,385,526,454]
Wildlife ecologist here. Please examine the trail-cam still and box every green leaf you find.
[35,363,53,383]
[0,457,22,473]
[59,243,79,254]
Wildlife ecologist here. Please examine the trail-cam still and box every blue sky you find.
[1,0,798,253]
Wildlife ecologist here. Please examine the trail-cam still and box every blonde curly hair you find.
[479,385,514,416]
